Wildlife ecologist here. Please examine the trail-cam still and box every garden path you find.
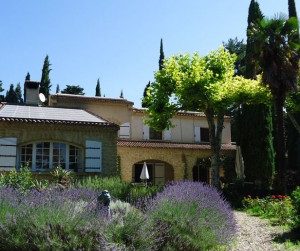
[230,211,287,251]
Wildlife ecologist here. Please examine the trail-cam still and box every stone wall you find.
[118,146,214,182]
[0,122,118,175]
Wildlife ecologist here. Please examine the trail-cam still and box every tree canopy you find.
[144,47,270,187]
[61,85,85,95]
[40,55,52,100]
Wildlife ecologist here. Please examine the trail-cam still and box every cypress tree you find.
[287,0,300,173]
[159,38,165,70]
[142,81,151,108]
[40,55,52,101]
[95,78,101,97]
[24,72,30,103]
[238,0,275,188]
[120,89,124,99]
[15,83,23,104]
[142,39,165,107]
[25,72,30,81]
[5,84,18,103]
[0,80,4,102]
[56,84,60,94]
[289,0,298,19]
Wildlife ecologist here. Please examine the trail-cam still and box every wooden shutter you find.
[143,124,149,140]
[163,128,172,141]
[85,140,102,172]
[118,122,130,139]
[194,126,200,143]
[0,138,17,170]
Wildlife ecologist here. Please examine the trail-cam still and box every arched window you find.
[20,142,79,171]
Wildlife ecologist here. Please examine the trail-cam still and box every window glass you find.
[20,142,79,171]
[53,143,66,169]
[200,128,210,142]
[36,142,50,170]
[20,144,33,167]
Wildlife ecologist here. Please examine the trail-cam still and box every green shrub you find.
[0,166,35,191]
[243,195,296,226]
[76,176,131,201]
[51,166,74,187]
[291,187,300,225]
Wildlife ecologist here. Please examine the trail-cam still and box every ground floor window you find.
[20,142,79,171]
[133,162,165,185]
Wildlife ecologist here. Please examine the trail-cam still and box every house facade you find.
[50,93,235,185]
[0,82,119,175]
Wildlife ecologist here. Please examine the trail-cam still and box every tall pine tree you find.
[159,38,165,70]
[24,72,30,103]
[287,0,300,173]
[40,55,52,102]
[15,83,23,104]
[238,0,275,188]
[5,84,18,103]
[0,80,4,102]
[142,39,165,107]
[56,84,60,94]
[95,78,101,96]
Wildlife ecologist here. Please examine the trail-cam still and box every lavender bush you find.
[145,181,237,250]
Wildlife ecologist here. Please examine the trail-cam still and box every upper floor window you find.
[143,124,171,141]
[200,128,209,142]
[118,122,130,139]
[194,127,210,143]
[20,142,79,171]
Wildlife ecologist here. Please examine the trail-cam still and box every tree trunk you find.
[205,109,224,188]
[275,98,287,193]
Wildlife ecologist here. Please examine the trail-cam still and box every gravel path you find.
[229,211,287,251]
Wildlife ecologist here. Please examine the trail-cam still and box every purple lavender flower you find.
[146,181,237,246]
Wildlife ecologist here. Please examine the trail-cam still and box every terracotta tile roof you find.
[51,93,134,105]
[117,139,236,151]
[0,103,118,128]
[132,108,206,117]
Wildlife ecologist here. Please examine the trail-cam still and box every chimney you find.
[24,81,40,105]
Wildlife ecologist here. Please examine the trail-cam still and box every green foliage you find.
[148,201,225,250]
[5,84,18,103]
[0,200,110,250]
[95,78,101,96]
[51,166,74,187]
[55,84,60,93]
[159,38,165,70]
[245,0,263,78]
[141,81,151,108]
[15,83,23,104]
[291,187,300,225]
[106,210,158,250]
[144,48,270,187]
[76,176,131,201]
[223,37,246,76]
[40,55,52,100]
[0,166,35,191]
[61,85,85,95]
[243,195,296,226]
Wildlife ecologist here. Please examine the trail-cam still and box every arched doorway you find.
[132,160,174,185]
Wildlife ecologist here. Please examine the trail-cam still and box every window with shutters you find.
[20,142,79,171]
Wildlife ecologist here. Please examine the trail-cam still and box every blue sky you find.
[0,1,299,107]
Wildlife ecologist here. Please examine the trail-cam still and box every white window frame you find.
[20,142,79,171]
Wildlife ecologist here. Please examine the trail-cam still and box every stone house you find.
[0,81,119,175]
[50,93,235,185]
